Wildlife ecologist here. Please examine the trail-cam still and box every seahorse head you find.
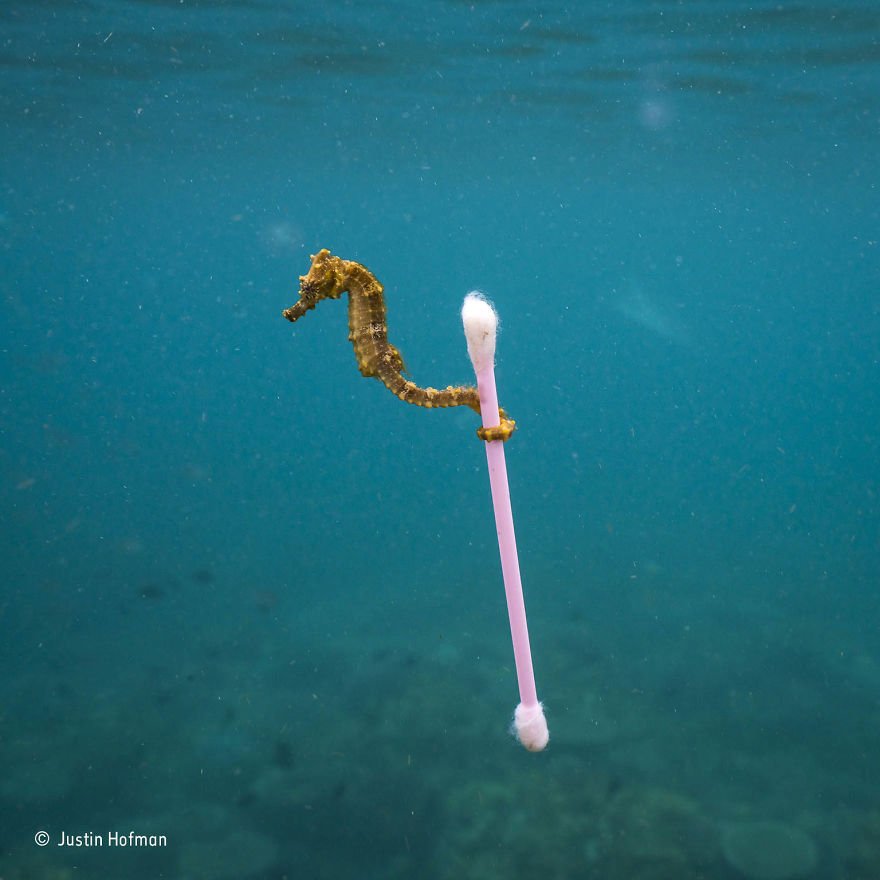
[299,249,346,301]
[283,249,347,323]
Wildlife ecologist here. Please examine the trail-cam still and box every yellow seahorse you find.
[283,249,515,441]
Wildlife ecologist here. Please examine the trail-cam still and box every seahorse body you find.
[282,249,515,441]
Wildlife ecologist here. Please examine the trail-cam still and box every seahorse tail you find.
[376,367,480,412]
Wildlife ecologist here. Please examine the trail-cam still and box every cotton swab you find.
[461,292,549,753]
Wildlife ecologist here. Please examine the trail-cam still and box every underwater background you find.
[2,1,879,878]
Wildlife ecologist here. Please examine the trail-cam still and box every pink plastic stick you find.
[462,293,549,752]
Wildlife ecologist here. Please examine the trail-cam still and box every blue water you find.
[2,2,879,878]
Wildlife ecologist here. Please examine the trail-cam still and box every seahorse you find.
[282,249,515,441]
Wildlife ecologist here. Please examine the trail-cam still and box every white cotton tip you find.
[461,291,498,373]
[513,702,549,752]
